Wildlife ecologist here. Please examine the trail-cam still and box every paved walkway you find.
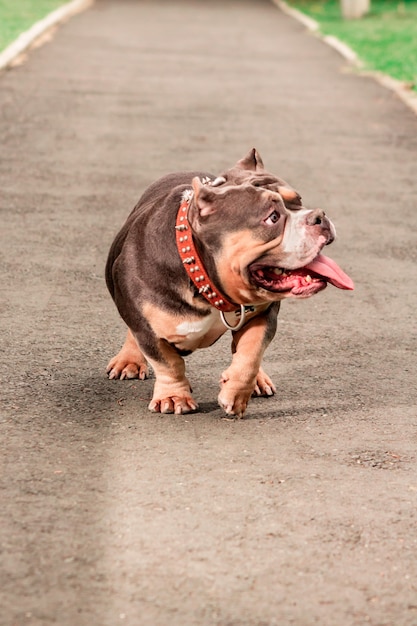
[1,1,417,625]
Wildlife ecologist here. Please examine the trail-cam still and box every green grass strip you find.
[287,0,417,89]
[0,0,65,52]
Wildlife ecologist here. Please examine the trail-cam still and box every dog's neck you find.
[175,191,237,313]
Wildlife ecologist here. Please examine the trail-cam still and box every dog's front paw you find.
[148,395,199,415]
[253,367,276,397]
[218,372,254,418]
[106,355,149,381]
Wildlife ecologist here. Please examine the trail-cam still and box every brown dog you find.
[106,150,353,417]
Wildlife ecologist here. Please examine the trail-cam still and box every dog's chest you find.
[143,301,266,352]
[172,309,227,351]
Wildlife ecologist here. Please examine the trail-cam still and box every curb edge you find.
[0,0,94,71]
[272,0,417,116]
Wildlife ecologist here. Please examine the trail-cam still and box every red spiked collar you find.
[175,191,238,314]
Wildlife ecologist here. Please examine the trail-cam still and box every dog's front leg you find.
[145,340,198,415]
[218,304,279,417]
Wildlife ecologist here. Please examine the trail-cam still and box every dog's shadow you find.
[46,369,228,426]
[45,365,359,426]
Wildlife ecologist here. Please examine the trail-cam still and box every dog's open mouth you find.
[250,254,354,297]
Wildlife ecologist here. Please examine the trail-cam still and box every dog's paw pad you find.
[218,391,248,418]
[253,369,276,398]
[106,360,149,381]
[253,383,274,397]
[148,395,198,415]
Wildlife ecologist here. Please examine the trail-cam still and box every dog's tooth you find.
[273,268,284,276]
[305,275,312,283]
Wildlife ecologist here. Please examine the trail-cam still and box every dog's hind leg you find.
[106,328,150,380]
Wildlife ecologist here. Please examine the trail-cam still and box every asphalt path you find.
[1,1,417,624]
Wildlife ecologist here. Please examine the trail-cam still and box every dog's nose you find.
[307,209,335,244]
[307,208,326,226]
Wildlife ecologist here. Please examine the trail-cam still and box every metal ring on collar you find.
[220,304,247,331]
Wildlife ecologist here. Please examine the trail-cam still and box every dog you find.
[106,149,354,417]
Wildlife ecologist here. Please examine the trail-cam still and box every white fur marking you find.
[176,320,210,335]
[175,309,220,339]
[281,209,310,256]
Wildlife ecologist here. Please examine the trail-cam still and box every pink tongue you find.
[304,254,354,290]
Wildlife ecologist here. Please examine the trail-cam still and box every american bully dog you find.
[106,149,354,417]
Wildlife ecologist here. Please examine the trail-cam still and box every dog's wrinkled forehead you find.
[215,148,302,209]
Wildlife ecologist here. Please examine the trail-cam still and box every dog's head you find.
[187,150,354,305]
[213,148,303,211]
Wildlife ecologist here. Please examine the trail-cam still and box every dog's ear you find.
[278,185,302,205]
[191,177,218,217]
[236,148,265,171]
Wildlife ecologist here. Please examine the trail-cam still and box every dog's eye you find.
[264,210,280,226]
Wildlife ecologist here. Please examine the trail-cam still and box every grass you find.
[286,0,417,89]
[0,0,65,52]
[1,1,416,93]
